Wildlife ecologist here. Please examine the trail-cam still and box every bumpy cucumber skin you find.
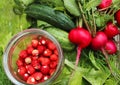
[44,27,76,51]
[25,4,75,31]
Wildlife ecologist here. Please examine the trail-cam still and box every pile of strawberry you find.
[16,36,58,84]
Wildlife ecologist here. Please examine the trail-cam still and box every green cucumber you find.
[43,27,76,51]
[25,4,75,31]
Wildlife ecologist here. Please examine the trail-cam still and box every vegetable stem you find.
[101,48,113,73]
[75,46,82,66]
[78,2,91,34]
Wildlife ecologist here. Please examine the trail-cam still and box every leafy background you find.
[0,0,29,84]
[0,0,120,85]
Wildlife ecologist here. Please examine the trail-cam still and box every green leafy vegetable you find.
[63,0,81,16]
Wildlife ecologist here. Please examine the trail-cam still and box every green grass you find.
[0,0,29,84]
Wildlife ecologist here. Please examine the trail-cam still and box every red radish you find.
[68,26,92,66]
[104,40,117,54]
[91,31,108,50]
[115,9,120,26]
[104,22,119,38]
[98,0,112,9]
[91,31,113,72]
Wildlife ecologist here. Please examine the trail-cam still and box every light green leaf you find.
[83,0,101,11]
[68,70,83,85]
[63,0,81,16]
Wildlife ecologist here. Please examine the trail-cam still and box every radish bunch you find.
[68,22,119,67]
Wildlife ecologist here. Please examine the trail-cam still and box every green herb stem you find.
[101,48,113,74]
[78,1,91,34]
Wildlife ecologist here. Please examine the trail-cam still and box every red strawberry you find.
[47,42,56,50]
[50,54,58,61]
[32,49,39,56]
[50,61,57,69]
[25,57,32,64]
[54,49,58,56]
[39,57,50,66]
[27,76,37,84]
[39,37,47,45]
[18,66,27,76]
[31,39,39,48]
[32,72,43,80]
[32,60,41,70]
[19,50,28,59]
[16,59,23,67]
[27,46,34,55]
[41,65,50,75]
[23,73,29,81]
[37,45,45,54]
[26,65,35,75]
[43,49,52,57]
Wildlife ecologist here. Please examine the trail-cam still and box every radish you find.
[104,22,119,39]
[104,40,117,54]
[115,9,120,26]
[68,26,92,66]
[91,31,113,72]
[98,0,112,9]
[91,31,108,50]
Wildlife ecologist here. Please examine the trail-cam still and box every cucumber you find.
[25,4,75,31]
[43,27,76,51]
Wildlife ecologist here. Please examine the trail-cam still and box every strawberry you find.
[19,50,28,59]
[17,66,27,76]
[26,65,35,75]
[47,42,56,50]
[16,59,23,67]
[41,65,50,75]
[43,49,52,57]
[32,72,43,80]
[27,76,37,84]
[37,45,45,54]
[31,39,39,48]
[50,54,58,61]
